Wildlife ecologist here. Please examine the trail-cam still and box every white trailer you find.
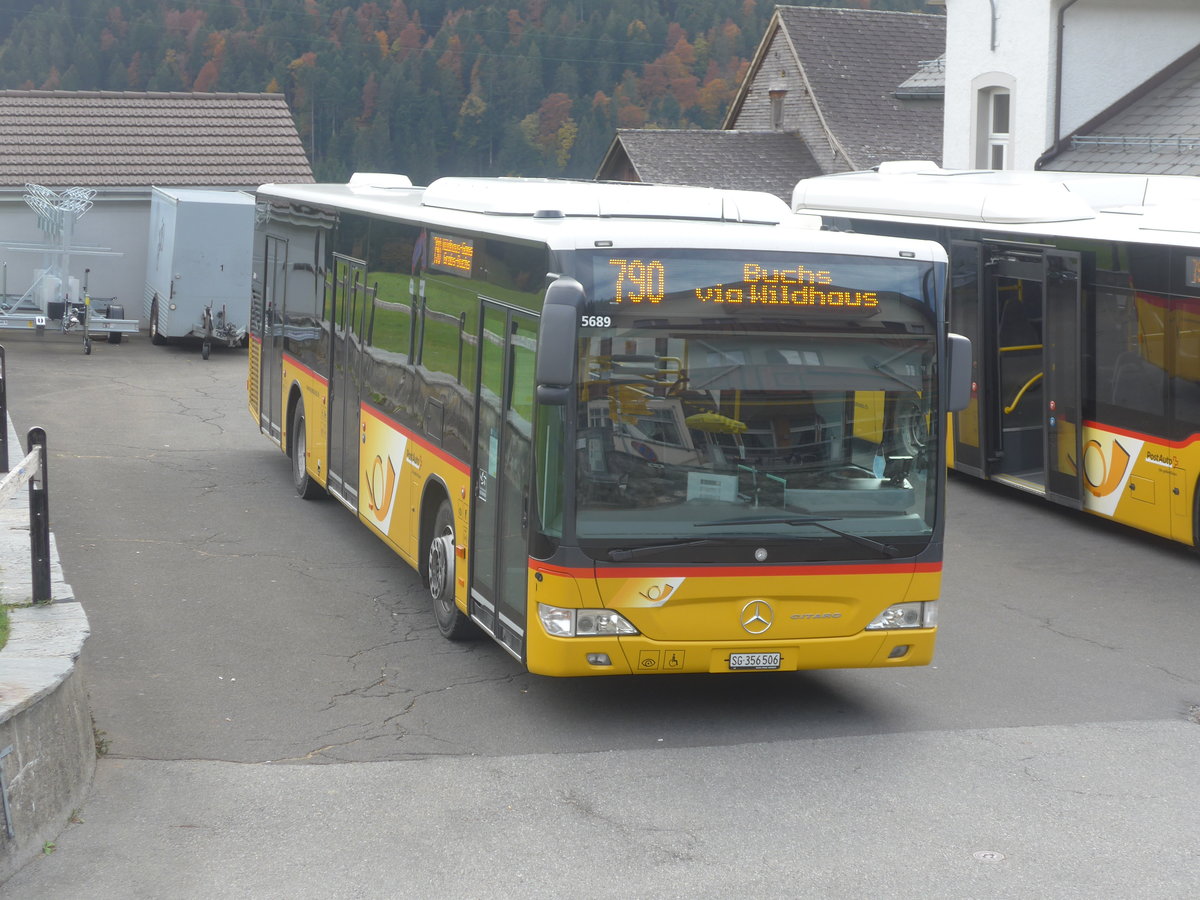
[144,188,254,358]
[3,184,138,354]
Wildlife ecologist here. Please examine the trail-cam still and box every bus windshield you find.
[568,249,940,561]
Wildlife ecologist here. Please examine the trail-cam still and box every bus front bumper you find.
[524,628,936,676]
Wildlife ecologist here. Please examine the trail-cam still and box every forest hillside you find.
[0,1,933,182]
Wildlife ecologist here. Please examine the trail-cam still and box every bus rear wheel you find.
[1194,483,1200,554]
[428,500,474,640]
[291,402,323,500]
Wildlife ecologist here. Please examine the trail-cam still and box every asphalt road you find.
[2,331,1197,898]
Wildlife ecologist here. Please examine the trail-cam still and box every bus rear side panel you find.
[283,356,330,490]
[1080,423,1197,544]
[359,404,472,571]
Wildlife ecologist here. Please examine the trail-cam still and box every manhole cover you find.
[973,851,1006,862]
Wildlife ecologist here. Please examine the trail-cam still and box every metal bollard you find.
[28,426,50,602]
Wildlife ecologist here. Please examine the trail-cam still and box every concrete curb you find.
[0,418,93,883]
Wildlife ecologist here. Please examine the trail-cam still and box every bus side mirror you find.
[536,276,586,406]
[946,333,972,413]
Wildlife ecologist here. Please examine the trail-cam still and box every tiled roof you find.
[896,55,946,100]
[0,90,313,187]
[776,6,945,166]
[1046,52,1200,176]
[598,129,823,201]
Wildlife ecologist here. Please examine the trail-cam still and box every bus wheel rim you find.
[429,532,454,603]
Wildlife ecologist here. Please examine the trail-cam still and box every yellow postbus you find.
[248,175,969,676]
[794,162,1200,550]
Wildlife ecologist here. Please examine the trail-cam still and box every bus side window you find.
[1170,295,1200,434]
[421,277,474,383]
[366,220,416,360]
[1093,285,1167,427]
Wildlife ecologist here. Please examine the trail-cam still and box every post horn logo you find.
[366,454,397,522]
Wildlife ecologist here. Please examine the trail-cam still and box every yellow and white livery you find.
[249,175,969,675]
[794,163,1200,550]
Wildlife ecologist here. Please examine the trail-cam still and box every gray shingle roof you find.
[0,90,313,187]
[1046,52,1200,176]
[775,6,945,166]
[598,129,823,201]
[896,55,946,100]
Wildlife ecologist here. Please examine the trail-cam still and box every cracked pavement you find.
[2,333,1198,898]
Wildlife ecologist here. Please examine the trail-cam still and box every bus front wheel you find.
[291,402,323,500]
[428,500,474,640]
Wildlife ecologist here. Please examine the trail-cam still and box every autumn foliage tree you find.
[0,0,934,181]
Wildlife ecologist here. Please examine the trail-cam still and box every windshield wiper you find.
[608,539,725,561]
[695,515,902,559]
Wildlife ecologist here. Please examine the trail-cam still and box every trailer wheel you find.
[150,300,167,346]
[107,304,124,344]
[202,341,211,360]
[428,499,475,640]
[291,402,324,500]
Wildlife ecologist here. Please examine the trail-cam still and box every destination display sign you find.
[596,256,881,310]
[430,233,475,276]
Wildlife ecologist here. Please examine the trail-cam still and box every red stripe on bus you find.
[1131,292,1200,315]
[282,352,329,386]
[361,404,472,475]
[1084,420,1200,448]
[532,561,942,579]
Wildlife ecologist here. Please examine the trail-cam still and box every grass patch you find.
[0,604,8,652]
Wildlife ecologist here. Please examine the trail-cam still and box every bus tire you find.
[428,499,474,640]
[291,402,324,500]
[1194,481,1200,554]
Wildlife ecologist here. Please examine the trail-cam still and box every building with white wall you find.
[941,0,1200,173]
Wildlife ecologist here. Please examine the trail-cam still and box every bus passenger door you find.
[328,254,368,507]
[949,241,990,476]
[1043,250,1083,509]
[259,235,287,442]
[469,299,538,662]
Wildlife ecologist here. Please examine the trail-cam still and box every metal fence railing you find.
[0,345,51,602]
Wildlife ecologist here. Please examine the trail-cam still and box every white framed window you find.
[979,88,1011,169]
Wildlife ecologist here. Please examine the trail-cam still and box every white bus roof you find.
[258,176,946,263]
[791,162,1200,247]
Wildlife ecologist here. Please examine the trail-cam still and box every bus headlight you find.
[537,603,639,637]
[865,601,936,630]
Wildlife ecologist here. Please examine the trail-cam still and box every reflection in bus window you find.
[367,220,418,359]
[574,326,936,549]
[1172,296,1200,430]
[1094,286,1167,427]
